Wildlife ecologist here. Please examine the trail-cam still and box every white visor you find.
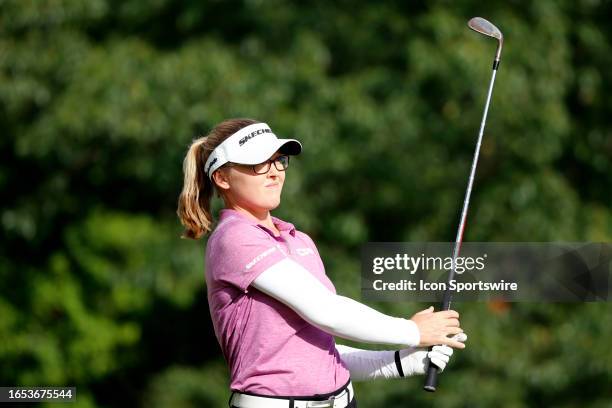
[204,122,302,179]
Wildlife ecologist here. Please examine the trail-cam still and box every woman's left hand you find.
[399,332,467,376]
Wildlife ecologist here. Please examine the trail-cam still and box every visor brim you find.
[229,138,302,165]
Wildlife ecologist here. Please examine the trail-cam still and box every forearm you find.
[322,295,420,347]
[251,259,420,347]
[336,344,427,381]
[336,344,402,381]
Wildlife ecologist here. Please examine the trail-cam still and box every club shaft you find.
[447,66,498,304]
[423,64,499,392]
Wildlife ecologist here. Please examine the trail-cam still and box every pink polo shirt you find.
[205,209,350,396]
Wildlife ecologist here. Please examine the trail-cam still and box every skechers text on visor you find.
[204,123,302,179]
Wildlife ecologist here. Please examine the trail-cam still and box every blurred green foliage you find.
[1,0,611,407]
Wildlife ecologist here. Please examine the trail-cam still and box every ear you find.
[212,168,231,191]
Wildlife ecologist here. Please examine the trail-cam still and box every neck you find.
[229,205,279,235]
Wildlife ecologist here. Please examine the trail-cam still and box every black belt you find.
[229,378,354,408]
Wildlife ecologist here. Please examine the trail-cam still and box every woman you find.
[177,118,467,408]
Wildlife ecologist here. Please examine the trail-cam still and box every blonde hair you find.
[177,118,259,239]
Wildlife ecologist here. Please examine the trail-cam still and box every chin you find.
[266,197,282,210]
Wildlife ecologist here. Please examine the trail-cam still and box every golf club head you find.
[468,17,502,40]
[468,17,503,62]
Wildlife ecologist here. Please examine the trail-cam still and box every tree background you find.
[1,0,611,406]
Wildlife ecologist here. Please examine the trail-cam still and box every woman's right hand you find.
[410,306,465,349]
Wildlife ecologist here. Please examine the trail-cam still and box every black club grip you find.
[423,358,439,392]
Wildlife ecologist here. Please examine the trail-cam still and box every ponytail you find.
[177,118,259,239]
[177,137,214,239]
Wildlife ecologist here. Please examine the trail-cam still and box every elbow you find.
[301,295,342,334]
[313,315,340,334]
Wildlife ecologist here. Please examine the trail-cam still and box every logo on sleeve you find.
[295,248,314,256]
[245,247,277,270]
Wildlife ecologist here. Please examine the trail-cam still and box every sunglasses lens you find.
[252,156,290,174]
[277,156,289,169]
[253,162,269,174]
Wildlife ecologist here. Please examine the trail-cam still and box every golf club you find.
[423,17,504,392]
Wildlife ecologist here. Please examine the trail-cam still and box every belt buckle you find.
[307,394,335,408]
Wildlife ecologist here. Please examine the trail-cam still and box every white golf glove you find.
[399,332,467,376]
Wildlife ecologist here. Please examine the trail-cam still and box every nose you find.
[267,165,280,179]
[267,161,281,178]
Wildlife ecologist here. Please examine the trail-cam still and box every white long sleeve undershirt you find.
[251,258,420,347]
[335,344,430,381]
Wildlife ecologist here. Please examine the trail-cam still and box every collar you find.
[219,208,296,237]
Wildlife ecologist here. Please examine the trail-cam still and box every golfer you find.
[177,118,467,408]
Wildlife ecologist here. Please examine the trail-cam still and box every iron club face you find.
[468,17,504,63]
[468,17,503,40]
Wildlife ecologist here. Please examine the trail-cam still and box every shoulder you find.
[293,230,323,259]
[208,217,271,252]
[294,230,316,247]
